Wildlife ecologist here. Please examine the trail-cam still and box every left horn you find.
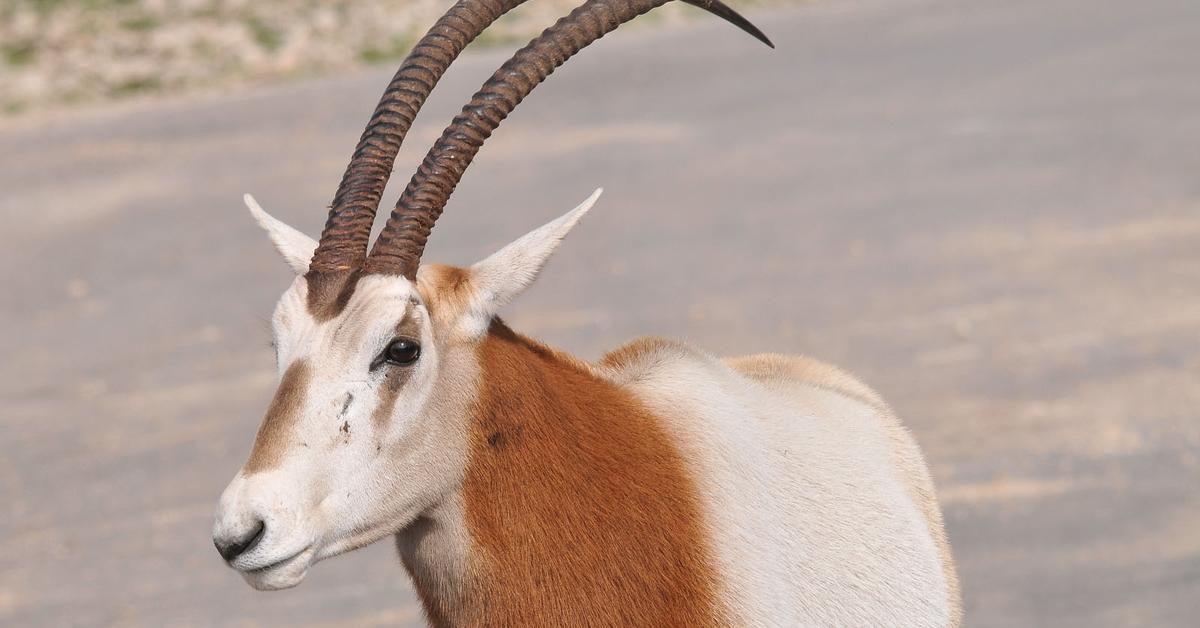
[310,0,537,274]
[363,0,772,278]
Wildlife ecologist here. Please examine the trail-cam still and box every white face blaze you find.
[213,191,600,590]
[214,274,470,590]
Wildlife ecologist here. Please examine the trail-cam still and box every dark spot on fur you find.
[487,425,524,450]
[341,420,351,434]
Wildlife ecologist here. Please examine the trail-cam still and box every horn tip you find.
[684,0,775,49]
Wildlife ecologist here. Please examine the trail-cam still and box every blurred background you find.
[1,0,1198,625]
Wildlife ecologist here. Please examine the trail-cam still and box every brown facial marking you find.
[420,321,724,627]
[416,264,474,327]
[244,359,311,474]
[304,269,361,322]
[369,313,423,433]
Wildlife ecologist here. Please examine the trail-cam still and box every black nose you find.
[215,520,265,562]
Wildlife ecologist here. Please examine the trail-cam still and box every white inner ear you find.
[462,188,603,334]
[245,194,318,274]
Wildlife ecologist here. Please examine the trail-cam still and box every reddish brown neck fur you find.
[406,321,725,627]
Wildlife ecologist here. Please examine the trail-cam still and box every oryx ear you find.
[458,188,601,337]
[244,194,318,274]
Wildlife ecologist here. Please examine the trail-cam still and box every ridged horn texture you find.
[309,0,529,273]
[364,0,772,278]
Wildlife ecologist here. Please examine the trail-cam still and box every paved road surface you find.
[2,0,1198,625]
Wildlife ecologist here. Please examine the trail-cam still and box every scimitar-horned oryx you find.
[213,0,961,625]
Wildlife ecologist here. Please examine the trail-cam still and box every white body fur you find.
[605,343,958,625]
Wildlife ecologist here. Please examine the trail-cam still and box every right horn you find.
[364,0,773,278]
[309,0,534,274]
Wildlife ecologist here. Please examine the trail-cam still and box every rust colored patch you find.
[244,360,311,474]
[425,263,472,295]
[304,269,361,322]
[416,264,475,327]
[421,321,725,627]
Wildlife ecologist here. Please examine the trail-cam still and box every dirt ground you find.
[1,0,1198,625]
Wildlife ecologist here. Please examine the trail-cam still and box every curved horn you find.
[309,0,533,273]
[363,0,772,277]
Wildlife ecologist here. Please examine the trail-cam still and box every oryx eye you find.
[384,338,421,365]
